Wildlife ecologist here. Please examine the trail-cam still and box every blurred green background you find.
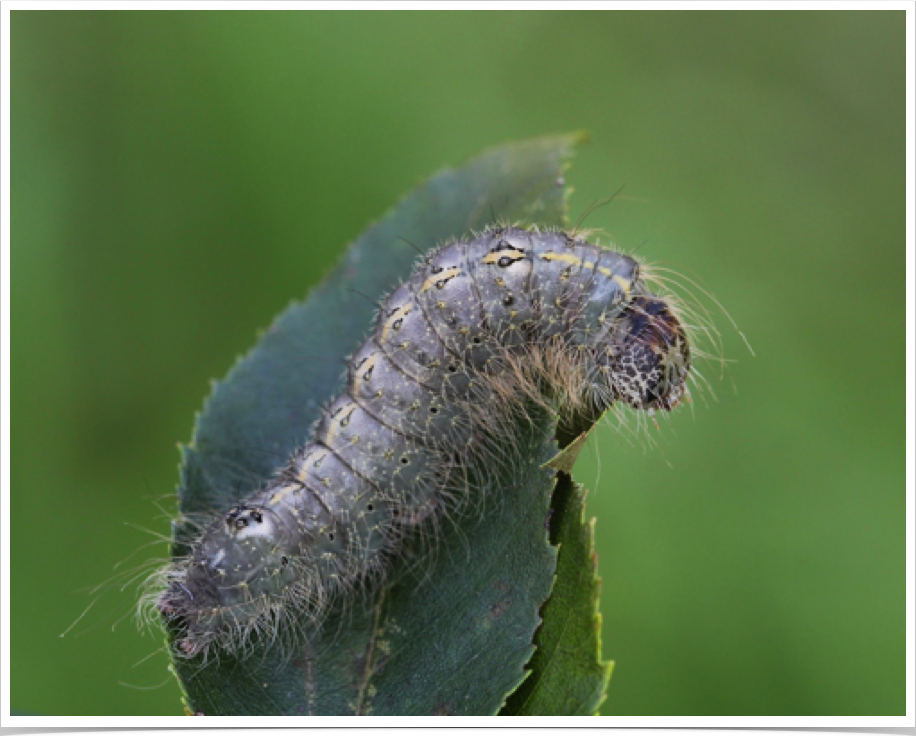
[11,11,905,716]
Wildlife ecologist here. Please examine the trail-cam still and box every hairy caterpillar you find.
[154,225,693,659]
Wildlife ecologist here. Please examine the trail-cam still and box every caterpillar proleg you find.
[154,225,693,659]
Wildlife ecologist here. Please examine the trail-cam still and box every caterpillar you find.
[154,225,694,659]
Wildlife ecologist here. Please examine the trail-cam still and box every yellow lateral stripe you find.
[482,250,525,265]
[419,267,461,292]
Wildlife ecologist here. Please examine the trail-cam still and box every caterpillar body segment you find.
[157,226,693,658]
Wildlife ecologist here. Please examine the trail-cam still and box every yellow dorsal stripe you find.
[268,484,296,507]
[613,275,632,297]
[482,250,525,265]
[540,251,582,268]
[295,448,330,484]
[323,408,353,446]
[419,266,462,292]
[541,251,632,296]
[381,304,412,341]
[351,352,379,395]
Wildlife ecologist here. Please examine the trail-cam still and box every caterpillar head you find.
[159,503,302,656]
[611,295,691,412]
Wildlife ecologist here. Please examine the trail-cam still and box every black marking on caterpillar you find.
[152,225,696,659]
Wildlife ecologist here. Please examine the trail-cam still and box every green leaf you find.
[500,473,613,716]
[168,134,610,715]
